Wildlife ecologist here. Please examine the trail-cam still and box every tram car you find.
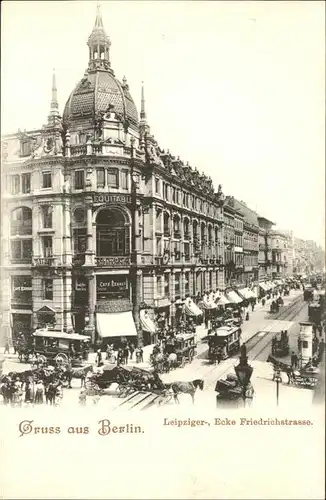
[207,325,241,361]
[32,329,91,366]
[303,286,314,302]
[164,333,197,366]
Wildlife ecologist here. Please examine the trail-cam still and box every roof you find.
[208,326,239,337]
[33,330,90,341]
[63,70,138,126]
[233,199,259,228]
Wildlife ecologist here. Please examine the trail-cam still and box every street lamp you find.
[273,365,282,406]
[234,343,254,407]
[130,136,143,348]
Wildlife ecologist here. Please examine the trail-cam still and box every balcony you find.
[70,145,87,156]
[95,256,130,267]
[33,257,56,267]
[10,258,32,265]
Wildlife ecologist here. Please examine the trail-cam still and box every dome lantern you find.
[87,3,112,74]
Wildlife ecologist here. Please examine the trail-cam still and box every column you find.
[63,203,72,266]
[134,270,142,347]
[170,270,176,326]
[84,201,94,266]
[84,273,96,344]
[152,204,156,257]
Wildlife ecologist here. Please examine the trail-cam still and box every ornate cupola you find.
[87,3,112,73]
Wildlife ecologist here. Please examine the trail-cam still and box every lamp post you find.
[130,136,143,348]
[234,343,254,407]
[273,365,282,406]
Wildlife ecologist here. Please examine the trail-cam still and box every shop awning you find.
[200,297,217,310]
[237,288,254,299]
[216,295,231,306]
[184,299,203,317]
[260,282,271,291]
[96,312,138,338]
[226,291,243,304]
[140,310,156,333]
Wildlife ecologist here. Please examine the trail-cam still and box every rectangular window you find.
[155,177,160,194]
[11,276,32,304]
[108,168,118,188]
[42,236,53,257]
[42,172,52,189]
[96,168,105,188]
[10,240,32,261]
[184,242,190,261]
[121,170,129,190]
[75,170,85,190]
[43,279,53,300]
[10,175,20,194]
[164,273,170,296]
[42,205,52,228]
[175,272,181,297]
[172,187,176,203]
[22,173,31,194]
[185,271,190,295]
[73,229,87,253]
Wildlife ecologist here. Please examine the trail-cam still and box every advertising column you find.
[299,321,313,366]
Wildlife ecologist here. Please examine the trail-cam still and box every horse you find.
[45,381,61,405]
[65,364,93,388]
[165,353,178,372]
[267,355,294,383]
[168,379,204,404]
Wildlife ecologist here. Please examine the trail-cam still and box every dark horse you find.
[45,381,61,405]
[167,379,204,404]
[64,364,93,388]
[267,355,294,384]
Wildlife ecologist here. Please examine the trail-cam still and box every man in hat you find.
[96,349,102,367]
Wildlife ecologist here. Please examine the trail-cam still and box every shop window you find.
[43,279,53,300]
[22,173,31,194]
[11,276,32,305]
[42,172,52,189]
[75,170,85,189]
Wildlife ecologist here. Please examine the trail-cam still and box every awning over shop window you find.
[216,295,231,306]
[96,311,138,338]
[140,310,156,333]
[260,282,271,291]
[238,288,255,299]
[200,296,217,310]
[226,291,243,304]
[184,299,203,317]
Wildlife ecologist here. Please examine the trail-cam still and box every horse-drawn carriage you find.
[267,355,319,389]
[32,330,91,368]
[167,333,197,366]
[207,325,241,364]
[271,331,289,357]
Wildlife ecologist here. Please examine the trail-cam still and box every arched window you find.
[163,212,170,236]
[11,207,32,236]
[173,215,181,238]
[183,218,189,239]
[96,208,130,257]
[201,222,206,246]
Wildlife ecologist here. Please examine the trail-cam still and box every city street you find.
[1,289,312,411]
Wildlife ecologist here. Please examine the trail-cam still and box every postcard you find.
[1,1,325,499]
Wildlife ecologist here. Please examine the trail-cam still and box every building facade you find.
[257,216,274,281]
[270,230,293,277]
[1,7,226,346]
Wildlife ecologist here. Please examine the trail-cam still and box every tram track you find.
[114,294,307,410]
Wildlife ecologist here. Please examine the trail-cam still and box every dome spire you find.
[87,3,112,73]
[48,69,60,123]
[140,82,146,121]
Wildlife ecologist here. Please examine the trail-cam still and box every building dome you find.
[63,71,138,126]
[63,5,138,128]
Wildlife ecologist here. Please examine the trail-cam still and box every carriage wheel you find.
[55,353,69,367]
[188,349,194,362]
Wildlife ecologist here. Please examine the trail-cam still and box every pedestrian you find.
[293,353,299,370]
[291,351,296,368]
[251,302,255,312]
[245,311,249,321]
[34,380,44,405]
[129,342,135,360]
[96,349,102,367]
[4,340,10,355]
[136,346,143,363]
[123,345,129,365]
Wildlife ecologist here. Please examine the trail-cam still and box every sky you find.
[1,0,325,247]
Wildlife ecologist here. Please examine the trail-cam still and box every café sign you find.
[93,193,131,204]
[97,275,128,294]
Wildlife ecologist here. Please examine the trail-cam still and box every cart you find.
[32,329,91,367]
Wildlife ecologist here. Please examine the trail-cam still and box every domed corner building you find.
[1,5,226,350]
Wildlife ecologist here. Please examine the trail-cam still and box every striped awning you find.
[216,295,231,306]
[184,299,203,317]
[226,291,243,304]
[140,310,156,333]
